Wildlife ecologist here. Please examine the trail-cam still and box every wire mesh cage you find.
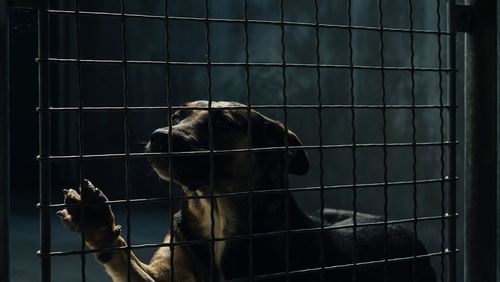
[36,0,457,281]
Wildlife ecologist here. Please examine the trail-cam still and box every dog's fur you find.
[58,101,436,282]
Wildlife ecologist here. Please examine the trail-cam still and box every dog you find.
[57,100,436,282]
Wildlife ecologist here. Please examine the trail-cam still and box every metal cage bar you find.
[408,1,419,280]
[242,0,256,280]
[36,58,454,72]
[34,141,459,161]
[162,0,176,280]
[278,1,291,280]
[37,177,455,210]
[118,0,133,280]
[74,0,88,279]
[347,0,359,281]
[41,9,452,36]
[313,0,326,281]
[0,0,10,281]
[436,0,446,281]
[202,1,217,281]
[378,1,389,281]
[447,1,457,282]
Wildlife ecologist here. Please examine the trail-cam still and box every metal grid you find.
[35,0,458,281]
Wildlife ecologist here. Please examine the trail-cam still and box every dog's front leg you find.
[56,180,161,282]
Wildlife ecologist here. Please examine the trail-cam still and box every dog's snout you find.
[149,128,194,152]
[149,128,169,148]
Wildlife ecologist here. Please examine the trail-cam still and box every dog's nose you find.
[149,128,169,149]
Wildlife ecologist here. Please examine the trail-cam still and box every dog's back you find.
[218,200,436,282]
[322,214,437,282]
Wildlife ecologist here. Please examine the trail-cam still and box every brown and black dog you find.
[57,100,436,282]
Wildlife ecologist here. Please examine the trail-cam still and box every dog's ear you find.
[251,113,309,175]
[284,128,310,175]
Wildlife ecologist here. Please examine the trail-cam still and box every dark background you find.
[8,0,465,281]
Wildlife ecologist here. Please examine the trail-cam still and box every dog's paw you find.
[57,179,121,246]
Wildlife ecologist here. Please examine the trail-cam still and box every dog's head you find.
[146,101,309,191]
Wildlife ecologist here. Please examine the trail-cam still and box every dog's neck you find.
[180,166,299,236]
[179,185,242,279]
[178,169,308,279]
[188,188,240,237]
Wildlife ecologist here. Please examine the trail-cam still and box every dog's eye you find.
[170,112,182,125]
[213,111,231,128]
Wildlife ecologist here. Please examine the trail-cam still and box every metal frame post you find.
[0,0,10,281]
[38,0,51,281]
[464,0,497,282]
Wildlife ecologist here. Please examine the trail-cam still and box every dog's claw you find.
[94,187,102,196]
[78,179,90,193]
[79,179,99,202]
[82,179,93,189]
[56,209,69,219]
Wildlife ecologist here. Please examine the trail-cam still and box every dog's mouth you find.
[145,142,169,175]
[145,140,210,188]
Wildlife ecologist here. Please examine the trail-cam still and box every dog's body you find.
[58,101,436,282]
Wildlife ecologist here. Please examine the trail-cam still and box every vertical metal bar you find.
[203,1,216,281]
[278,1,290,280]
[38,0,52,281]
[74,0,87,279]
[436,0,446,281]
[347,0,357,280]
[377,1,389,281]
[313,0,325,281]
[119,0,132,281]
[407,0,418,281]
[464,0,497,281]
[243,0,255,280]
[0,0,10,280]
[162,0,175,281]
[447,1,457,282]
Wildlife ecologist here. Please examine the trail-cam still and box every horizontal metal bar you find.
[37,141,458,161]
[40,214,457,257]
[44,9,451,36]
[39,177,457,209]
[225,250,457,282]
[37,104,457,112]
[37,57,453,72]
[38,248,456,281]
